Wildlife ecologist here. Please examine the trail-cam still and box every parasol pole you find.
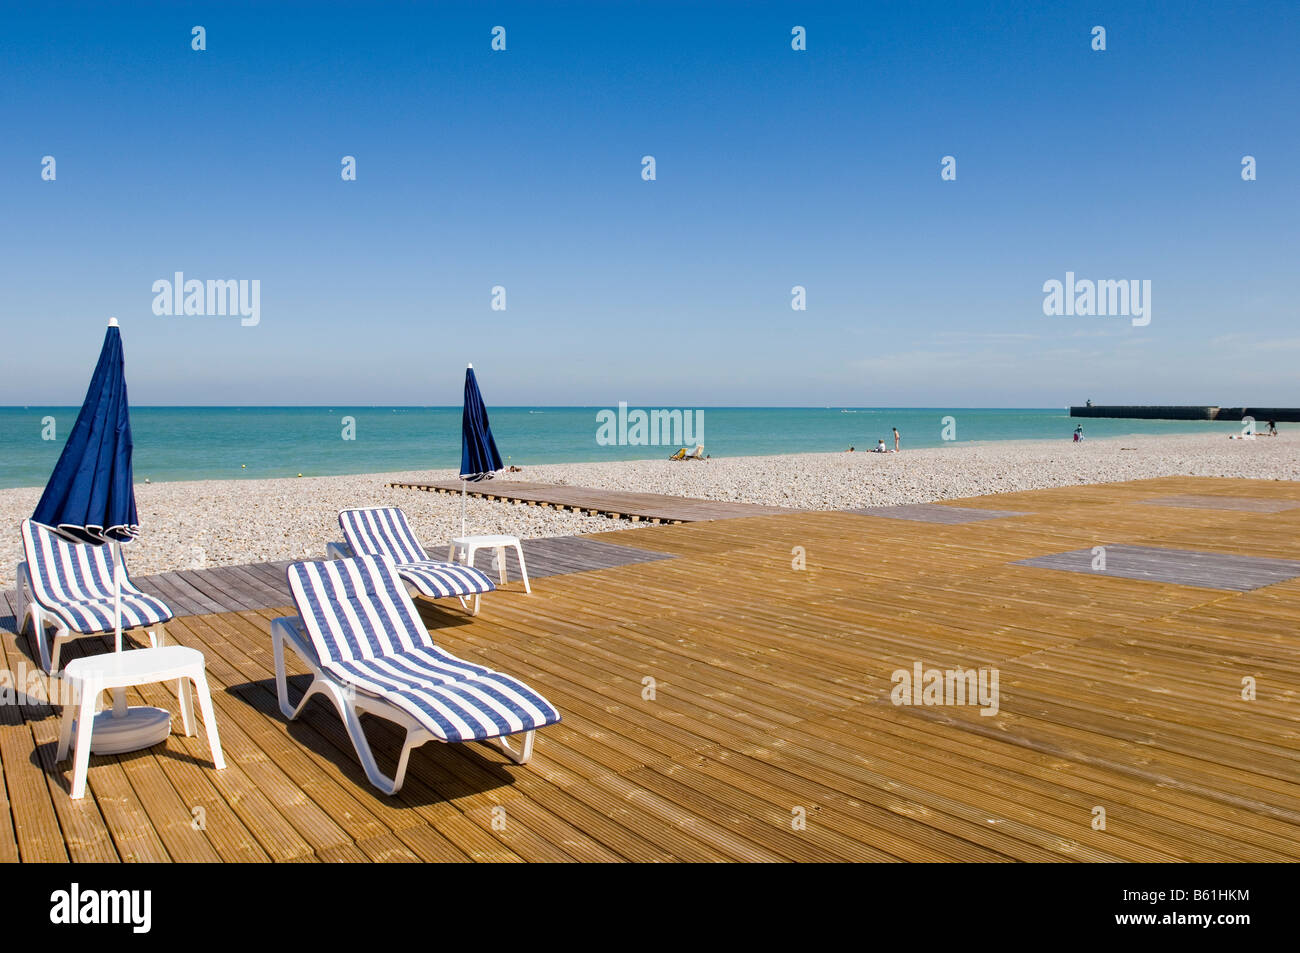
[461,362,471,538]
[111,538,127,716]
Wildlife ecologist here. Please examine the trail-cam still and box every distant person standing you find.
[1073,425,1084,442]
[893,427,900,451]
[1267,420,1278,436]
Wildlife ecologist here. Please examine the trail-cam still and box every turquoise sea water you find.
[0,407,1244,490]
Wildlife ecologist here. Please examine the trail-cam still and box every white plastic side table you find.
[57,645,226,799]
[447,535,531,594]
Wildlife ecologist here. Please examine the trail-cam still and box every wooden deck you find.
[388,478,797,523]
[3,475,1300,862]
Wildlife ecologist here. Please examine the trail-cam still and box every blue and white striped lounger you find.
[17,519,172,672]
[272,554,560,794]
[338,507,495,615]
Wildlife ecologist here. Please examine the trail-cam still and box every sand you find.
[2,431,1296,589]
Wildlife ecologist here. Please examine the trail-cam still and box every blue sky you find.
[1,0,1296,407]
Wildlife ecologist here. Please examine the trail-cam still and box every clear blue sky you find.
[2,0,1296,407]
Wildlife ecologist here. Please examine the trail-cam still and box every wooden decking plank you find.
[148,571,225,615]
[824,703,1300,860]
[0,618,73,862]
[174,568,260,612]
[316,842,370,862]
[134,573,209,617]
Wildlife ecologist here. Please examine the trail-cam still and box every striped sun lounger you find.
[17,518,172,672]
[338,507,495,615]
[272,554,560,794]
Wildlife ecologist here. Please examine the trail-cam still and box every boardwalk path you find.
[388,478,798,524]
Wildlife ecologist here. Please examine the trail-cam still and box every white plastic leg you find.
[496,546,508,585]
[178,677,195,736]
[56,683,78,762]
[273,623,304,720]
[513,541,532,595]
[488,730,536,765]
[48,627,71,675]
[330,681,407,795]
[33,621,52,673]
[191,673,226,771]
[70,679,99,799]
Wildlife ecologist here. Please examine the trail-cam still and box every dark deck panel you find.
[1016,544,1300,591]
[0,536,677,619]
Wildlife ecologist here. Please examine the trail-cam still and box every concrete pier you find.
[1070,406,1300,422]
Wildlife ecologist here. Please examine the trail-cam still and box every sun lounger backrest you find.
[286,554,433,663]
[338,507,429,564]
[21,518,124,607]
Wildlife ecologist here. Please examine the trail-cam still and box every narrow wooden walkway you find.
[3,475,1300,862]
[388,479,797,524]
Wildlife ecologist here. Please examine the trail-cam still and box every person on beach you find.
[1073,425,1084,442]
[893,427,900,451]
[1267,421,1278,436]
[874,439,893,452]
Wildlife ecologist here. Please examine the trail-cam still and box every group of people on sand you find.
[1230,420,1279,439]
[848,428,901,453]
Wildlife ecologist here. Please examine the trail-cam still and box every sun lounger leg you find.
[273,623,305,720]
[332,688,409,795]
[488,729,535,765]
[17,564,56,673]
[273,623,330,721]
[48,627,71,675]
[273,619,410,793]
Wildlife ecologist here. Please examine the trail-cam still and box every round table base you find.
[89,706,172,755]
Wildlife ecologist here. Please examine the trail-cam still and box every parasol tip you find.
[107,317,119,327]
[467,362,472,368]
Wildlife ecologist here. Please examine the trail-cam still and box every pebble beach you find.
[2,431,1296,589]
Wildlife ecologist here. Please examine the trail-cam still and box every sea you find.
[0,406,1242,490]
